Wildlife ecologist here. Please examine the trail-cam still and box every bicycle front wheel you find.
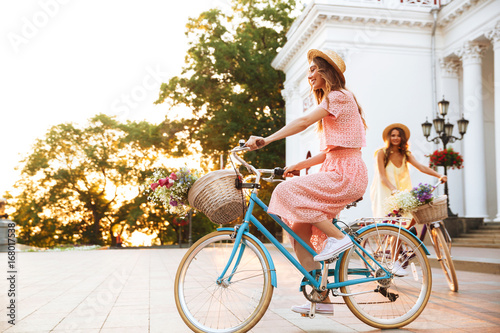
[431,226,458,292]
[174,231,274,333]
[338,225,432,329]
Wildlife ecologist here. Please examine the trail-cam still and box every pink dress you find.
[267,90,368,251]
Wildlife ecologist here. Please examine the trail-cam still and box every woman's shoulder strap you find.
[374,147,386,157]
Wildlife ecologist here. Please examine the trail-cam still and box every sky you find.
[0,0,234,197]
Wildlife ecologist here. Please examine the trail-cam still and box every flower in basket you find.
[145,166,201,216]
[427,147,463,170]
[383,190,420,218]
[383,183,436,218]
[411,183,434,205]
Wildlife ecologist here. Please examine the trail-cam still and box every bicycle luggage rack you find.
[350,217,412,228]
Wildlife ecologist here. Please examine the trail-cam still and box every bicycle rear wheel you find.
[338,225,432,329]
[175,231,274,333]
[431,226,458,292]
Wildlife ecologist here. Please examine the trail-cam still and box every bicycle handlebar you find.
[230,141,296,184]
[430,180,443,193]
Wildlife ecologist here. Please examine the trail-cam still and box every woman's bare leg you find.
[291,223,320,272]
[314,219,346,239]
[292,223,332,304]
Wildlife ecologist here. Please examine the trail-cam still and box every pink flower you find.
[165,179,174,188]
[150,182,159,191]
[170,172,178,180]
[170,199,178,206]
[158,178,169,187]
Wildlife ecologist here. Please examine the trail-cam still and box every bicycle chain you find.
[301,272,329,303]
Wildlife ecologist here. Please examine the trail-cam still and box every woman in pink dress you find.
[246,49,368,314]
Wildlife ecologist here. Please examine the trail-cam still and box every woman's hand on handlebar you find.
[284,164,301,177]
[439,175,448,183]
[245,136,266,151]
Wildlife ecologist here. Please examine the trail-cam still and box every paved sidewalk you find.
[1,247,500,333]
[427,246,500,275]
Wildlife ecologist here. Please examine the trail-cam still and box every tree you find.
[155,0,298,169]
[8,114,193,246]
[154,0,299,241]
[114,179,216,246]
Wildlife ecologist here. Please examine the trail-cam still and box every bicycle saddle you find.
[346,197,363,209]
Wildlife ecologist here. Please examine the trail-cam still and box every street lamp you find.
[421,97,469,216]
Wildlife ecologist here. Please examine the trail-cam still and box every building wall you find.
[274,0,499,221]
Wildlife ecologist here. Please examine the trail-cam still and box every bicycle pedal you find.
[325,256,338,264]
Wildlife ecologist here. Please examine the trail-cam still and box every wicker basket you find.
[411,195,448,224]
[188,169,246,225]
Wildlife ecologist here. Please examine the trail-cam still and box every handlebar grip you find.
[274,167,285,176]
[274,167,300,177]
[256,139,265,148]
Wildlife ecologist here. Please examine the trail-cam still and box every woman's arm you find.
[376,149,398,193]
[283,152,326,177]
[407,153,447,182]
[245,106,329,150]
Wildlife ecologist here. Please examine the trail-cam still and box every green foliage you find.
[8,114,215,247]
[154,0,298,240]
[155,0,297,169]
[8,0,300,247]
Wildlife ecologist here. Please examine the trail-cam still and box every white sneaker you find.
[314,236,353,262]
[291,302,334,315]
[392,261,409,277]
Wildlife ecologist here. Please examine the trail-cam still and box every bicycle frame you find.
[214,190,424,293]
[420,221,451,246]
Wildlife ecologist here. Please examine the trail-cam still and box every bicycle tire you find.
[338,225,432,329]
[174,231,274,333]
[431,226,458,292]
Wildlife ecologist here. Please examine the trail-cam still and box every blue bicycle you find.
[174,143,432,332]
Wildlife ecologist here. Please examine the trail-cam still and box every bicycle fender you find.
[217,227,278,288]
[357,223,430,255]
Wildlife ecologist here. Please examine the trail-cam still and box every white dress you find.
[369,149,412,217]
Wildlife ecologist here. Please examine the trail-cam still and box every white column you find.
[486,23,500,221]
[458,42,489,218]
[282,82,301,167]
[439,58,464,216]
[439,59,462,119]
[281,82,301,244]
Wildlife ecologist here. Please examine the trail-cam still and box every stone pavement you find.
[1,246,500,333]
[427,245,500,275]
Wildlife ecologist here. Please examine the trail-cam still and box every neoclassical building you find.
[272,0,499,221]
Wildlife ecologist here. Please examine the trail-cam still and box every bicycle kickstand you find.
[307,302,316,319]
[305,258,333,319]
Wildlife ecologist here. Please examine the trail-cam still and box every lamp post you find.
[421,97,469,216]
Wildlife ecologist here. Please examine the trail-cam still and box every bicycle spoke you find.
[339,225,431,329]
[175,231,273,332]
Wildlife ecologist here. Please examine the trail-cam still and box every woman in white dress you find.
[370,123,447,219]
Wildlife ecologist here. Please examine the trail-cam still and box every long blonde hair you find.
[310,57,367,131]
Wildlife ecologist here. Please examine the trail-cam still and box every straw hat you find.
[307,49,346,83]
[383,123,410,142]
